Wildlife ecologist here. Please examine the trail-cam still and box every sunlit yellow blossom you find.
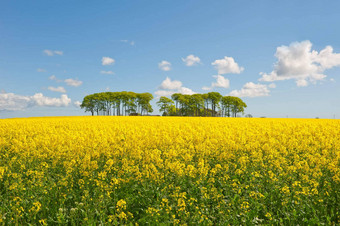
[0,116,339,225]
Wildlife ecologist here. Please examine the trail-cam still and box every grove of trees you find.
[157,92,247,117]
[81,91,247,117]
[80,92,153,116]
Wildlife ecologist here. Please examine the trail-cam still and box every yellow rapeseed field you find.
[0,116,339,224]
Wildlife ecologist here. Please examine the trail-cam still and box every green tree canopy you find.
[80,91,153,116]
[157,96,175,116]
[81,91,247,117]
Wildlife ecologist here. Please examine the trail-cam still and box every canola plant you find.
[0,116,339,225]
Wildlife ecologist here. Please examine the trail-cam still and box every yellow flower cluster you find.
[0,116,339,224]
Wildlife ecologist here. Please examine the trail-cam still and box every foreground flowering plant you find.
[0,116,339,224]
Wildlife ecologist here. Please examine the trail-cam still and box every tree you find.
[178,94,191,116]
[190,94,204,116]
[157,96,175,116]
[202,93,209,116]
[80,95,96,116]
[221,96,234,117]
[171,93,182,116]
[208,92,222,117]
[231,97,247,117]
[81,91,247,118]
[80,91,154,116]
[221,96,247,117]
[139,93,154,115]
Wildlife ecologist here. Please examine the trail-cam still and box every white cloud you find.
[212,56,244,74]
[73,101,81,107]
[0,92,71,111]
[159,61,171,71]
[212,75,230,89]
[296,79,308,87]
[49,75,57,81]
[64,78,83,87]
[48,86,66,93]
[330,78,335,82]
[0,93,32,111]
[43,49,63,56]
[154,87,195,97]
[229,82,271,98]
[259,40,340,86]
[182,54,201,66]
[268,83,276,88]
[100,70,115,75]
[155,77,195,96]
[178,87,195,95]
[159,77,182,90]
[154,90,175,97]
[202,75,230,90]
[102,57,115,66]
[32,93,71,107]
[37,68,46,72]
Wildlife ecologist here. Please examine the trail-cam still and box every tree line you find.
[80,91,247,117]
[157,92,246,117]
[80,92,153,116]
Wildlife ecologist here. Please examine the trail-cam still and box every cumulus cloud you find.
[64,78,83,87]
[154,90,175,97]
[0,93,31,111]
[73,101,81,107]
[212,56,244,74]
[0,92,71,111]
[202,75,230,90]
[268,83,276,88]
[48,86,66,93]
[177,87,196,95]
[102,57,115,66]
[182,54,201,66]
[296,79,308,87]
[154,87,195,97]
[212,75,230,88]
[37,68,46,72]
[158,61,171,71]
[259,40,340,86]
[43,49,63,56]
[155,77,195,96]
[32,93,71,107]
[100,70,115,75]
[159,77,182,90]
[229,82,273,98]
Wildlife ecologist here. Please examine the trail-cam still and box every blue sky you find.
[0,0,340,118]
